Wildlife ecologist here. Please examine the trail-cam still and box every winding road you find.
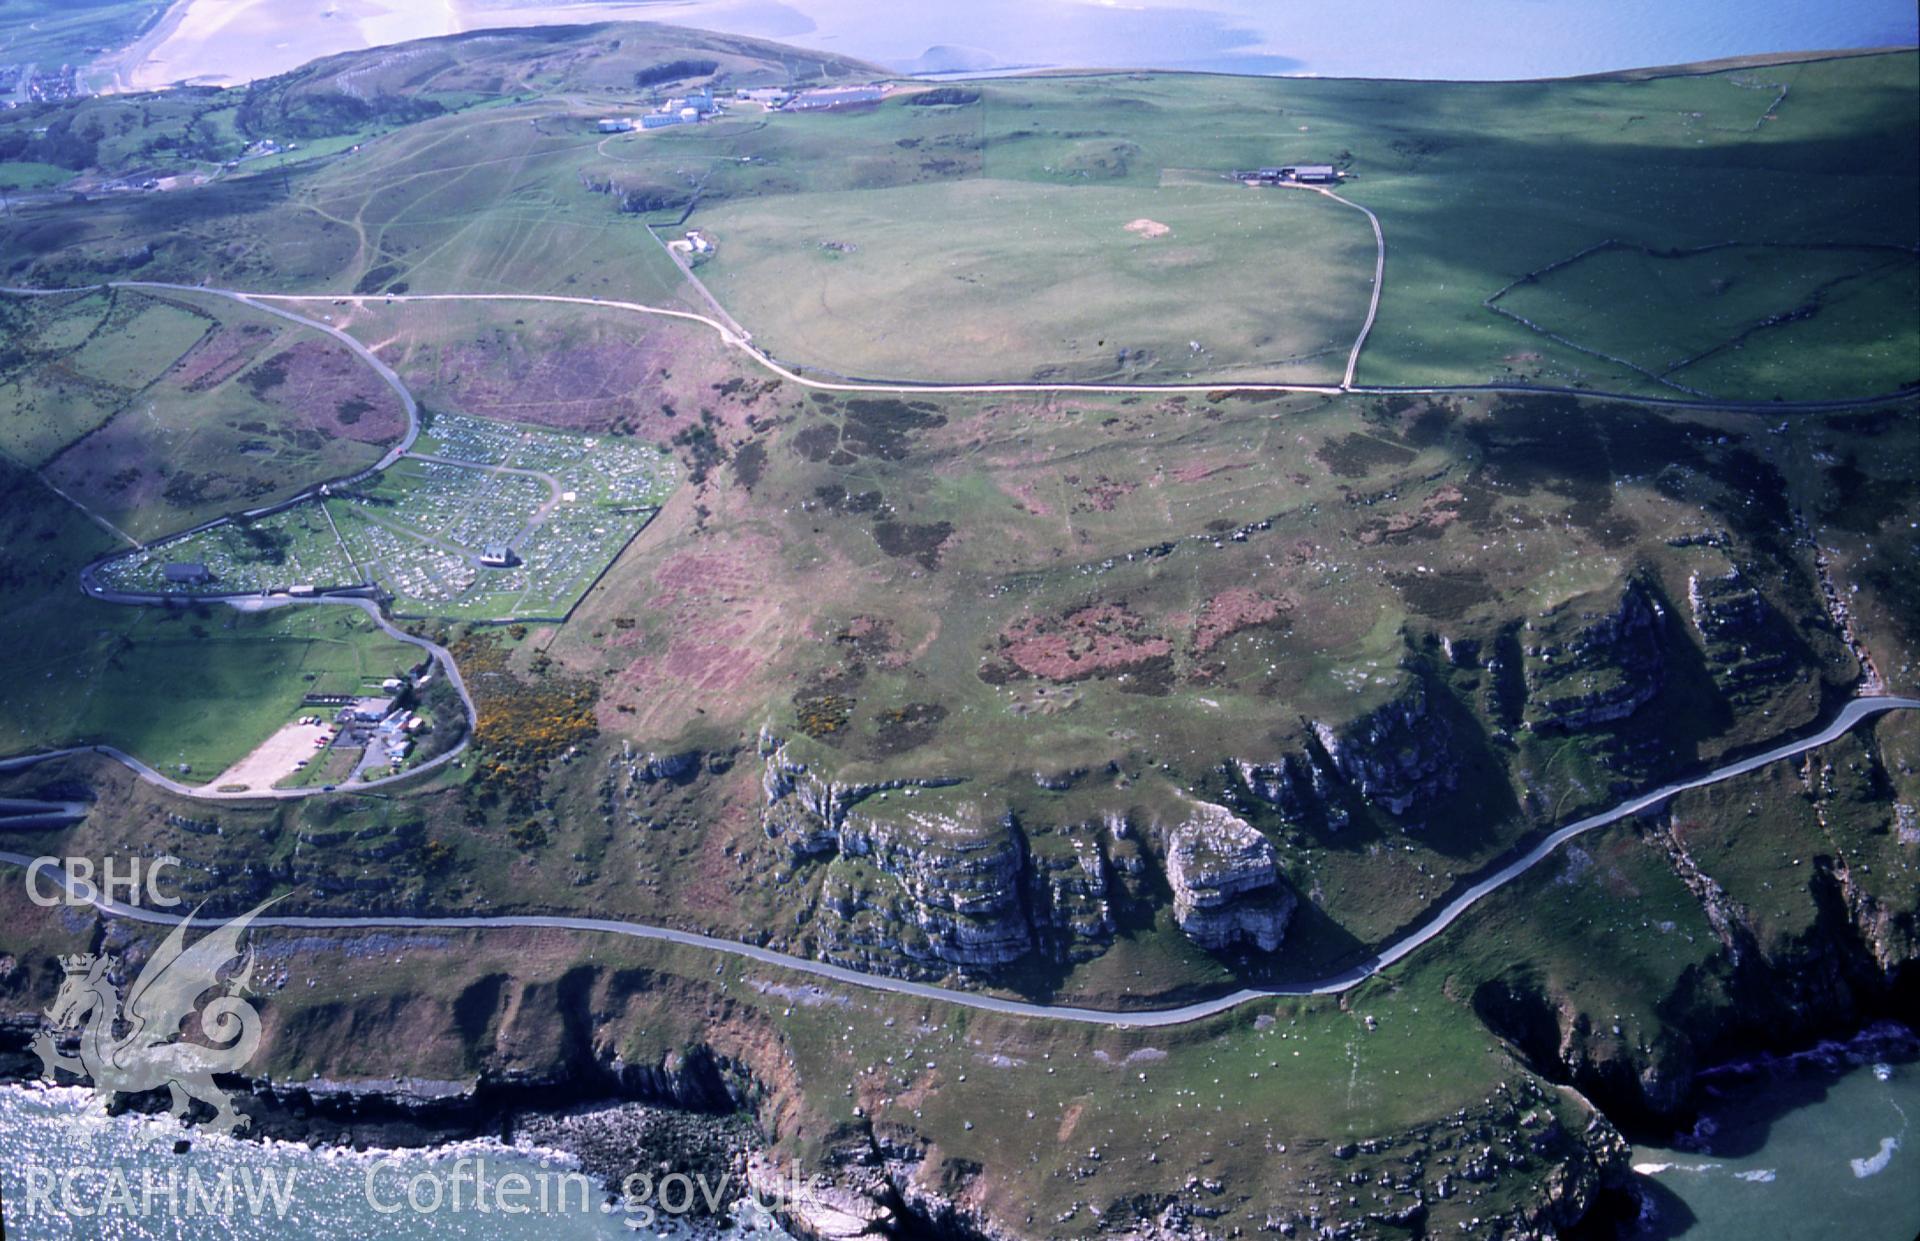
[240,288,1918,413]
[4,271,1905,800]
[9,278,1916,415]
[3,695,1913,1026]
[0,593,474,801]
[3,226,1916,1024]
[1291,182,1386,389]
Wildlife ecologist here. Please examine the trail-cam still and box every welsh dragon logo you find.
[32,898,280,1135]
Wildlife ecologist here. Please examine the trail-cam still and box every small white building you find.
[349,696,397,721]
[597,117,634,133]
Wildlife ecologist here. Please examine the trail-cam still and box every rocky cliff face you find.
[1234,750,1348,830]
[814,800,1035,973]
[1025,823,1119,962]
[1524,580,1667,734]
[759,728,966,854]
[760,1074,1631,1241]
[1234,679,1467,831]
[1686,564,1801,698]
[1313,680,1462,824]
[1164,803,1294,952]
[758,732,1129,977]
[1476,800,1918,1132]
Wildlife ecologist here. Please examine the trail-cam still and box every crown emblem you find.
[35,898,280,1136]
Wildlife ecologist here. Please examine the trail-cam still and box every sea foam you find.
[1849,1136,1899,1178]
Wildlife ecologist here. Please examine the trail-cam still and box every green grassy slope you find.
[0,459,418,775]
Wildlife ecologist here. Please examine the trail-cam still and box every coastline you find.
[5,1006,1916,1240]
[0,1051,766,1232]
[78,1,1920,96]
[927,43,1920,88]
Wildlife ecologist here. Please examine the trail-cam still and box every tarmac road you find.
[4,694,1912,1026]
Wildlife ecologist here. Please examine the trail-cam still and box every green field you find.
[698,178,1371,383]
[1494,241,1920,398]
[59,297,206,386]
[0,289,158,466]
[672,56,1916,395]
[0,161,72,190]
[0,591,421,784]
[2,38,1912,398]
[2,288,401,538]
[0,452,425,776]
[24,605,420,778]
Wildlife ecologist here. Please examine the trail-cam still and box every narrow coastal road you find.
[5,695,1913,1027]
[3,179,1916,1035]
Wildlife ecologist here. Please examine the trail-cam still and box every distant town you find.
[597,80,894,133]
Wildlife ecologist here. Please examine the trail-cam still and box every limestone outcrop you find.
[1313,680,1461,821]
[757,731,1125,976]
[815,800,1033,972]
[1687,565,1799,696]
[1164,802,1294,952]
[1523,580,1667,733]
[1235,680,1466,830]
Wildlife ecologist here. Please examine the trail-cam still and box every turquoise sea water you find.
[6,1028,1918,1238]
[1627,1024,1920,1241]
[636,0,1917,78]
[0,1084,790,1239]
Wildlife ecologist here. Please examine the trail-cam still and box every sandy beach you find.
[123,0,460,89]
[110,0,734,91]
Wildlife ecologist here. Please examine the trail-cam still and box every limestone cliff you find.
[758,732,1126,976]
[814,800,1034,973]
[1686,564,1802,698]
[1524,580,1667,734]
[1312,679,1462,824]
[1234,679,1467,831]
[1163,802,1294,952]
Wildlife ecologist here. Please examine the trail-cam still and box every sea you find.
[563,0,1917,79]
[0,1083,792,1240]
[1625,1023,1920,1241]
[4,1026,1917,1237]
[119,0,1920,90]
